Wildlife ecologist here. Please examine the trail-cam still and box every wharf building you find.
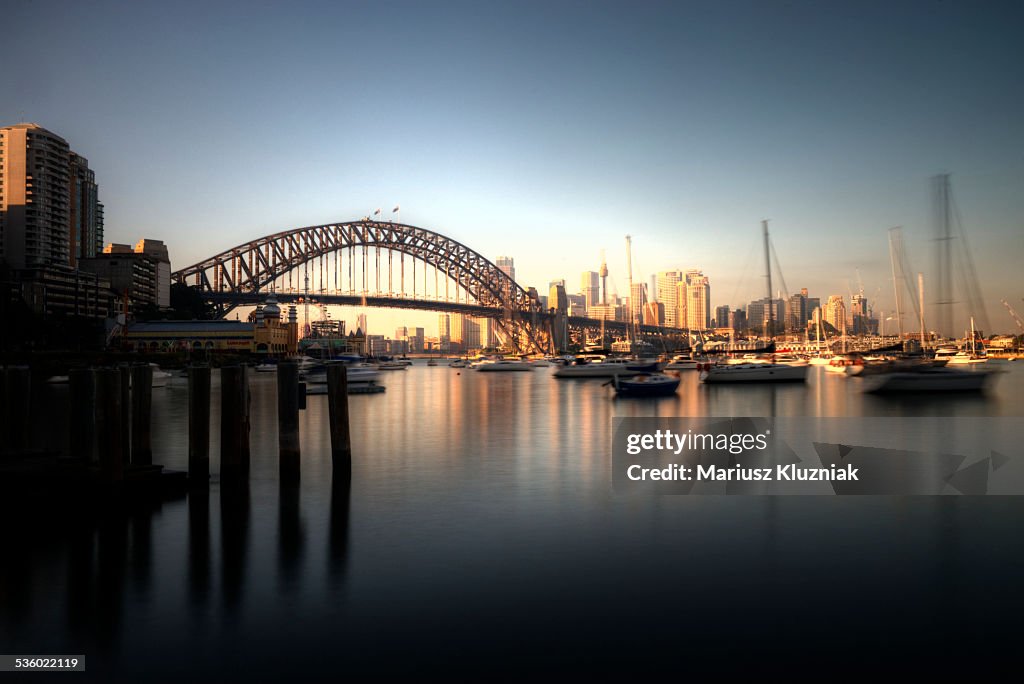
[125,295,297,354]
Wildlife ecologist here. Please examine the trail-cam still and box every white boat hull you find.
[863,368,993,393]
[700,363,808,383]
[474,361,534,372]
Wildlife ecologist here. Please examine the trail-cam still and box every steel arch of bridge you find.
[172,219,551,353]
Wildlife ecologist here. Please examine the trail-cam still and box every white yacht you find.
[862,367,995,393]
[473,358,534,372]
[554,358,642,378]
[699,362,808,384]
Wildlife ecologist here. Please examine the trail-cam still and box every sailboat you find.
[945,317,988,364]
[700,221,808,384]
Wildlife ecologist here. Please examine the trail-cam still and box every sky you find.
[3,0,1022,338]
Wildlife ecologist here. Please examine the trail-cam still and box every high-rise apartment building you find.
[675,281,687,329]
[1,123,73,269]
[825,295,846,333]
[69,153,104,266]
[685,271,711,330]
[657,271,682,327]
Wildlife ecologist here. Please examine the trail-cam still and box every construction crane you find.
[1002,299,1024,332]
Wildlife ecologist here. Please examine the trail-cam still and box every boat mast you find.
[625,235,635,351]
[763,220,774,340]
[888,228,904,338]
[918,272,926,345]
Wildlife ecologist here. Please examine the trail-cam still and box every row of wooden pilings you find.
[1,361,352,486]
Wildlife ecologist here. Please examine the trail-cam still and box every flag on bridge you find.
[374,208,381,216]
[392,205,400,213]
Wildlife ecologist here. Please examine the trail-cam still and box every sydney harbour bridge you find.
[172,219,686,354]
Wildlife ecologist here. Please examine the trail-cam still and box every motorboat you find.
[254,362,278,373]
[473,358,534,372]
[301,361,381,384]
[528,358,552,367]
[426,358,438,366]
[448,359,468,368]
[609,372,680,397]
[699,362,808,384]
[824,356,857,374]
[553,357,642,378]
[862,367,996,393]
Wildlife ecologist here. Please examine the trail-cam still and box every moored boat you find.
[609,372,680,397]
[862,367,996,393]
[553,357,642,378]
[699,362,808,384]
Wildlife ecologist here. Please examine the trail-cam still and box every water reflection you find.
[0,362,1020,678]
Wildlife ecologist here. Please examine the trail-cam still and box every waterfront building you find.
[1,123,72,269]
[438,314,450,339]
[133,239,171,308]
[80,243,160,312]
[657,270,682,327]
[69,153,104,266]
[14,265,112,319]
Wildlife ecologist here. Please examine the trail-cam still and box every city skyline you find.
[2,1,1021,337]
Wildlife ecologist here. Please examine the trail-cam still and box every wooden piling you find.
[119,364,131,464]
[188,365,211,486]
[130,364,153,465]
[68,368,96,463]
[220,365,250,481]
[5,366,31,454]
[327,363,351,469]
[96,369,124,482]
[277,361,300,482]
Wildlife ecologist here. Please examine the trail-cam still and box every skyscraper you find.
[685,271,711,330]
[825,295,846,333]
[657,271,682,326]
[1,123,73,268]
[581,271,599,310]
[356,313,368,335]
[715,305,731,328]
[495,256,515,283]
[629,282,646,327]
[69,153,104,266]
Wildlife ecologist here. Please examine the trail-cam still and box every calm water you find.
[4,362,1023,679]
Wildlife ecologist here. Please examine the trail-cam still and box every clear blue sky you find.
[3,0,1022,337]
